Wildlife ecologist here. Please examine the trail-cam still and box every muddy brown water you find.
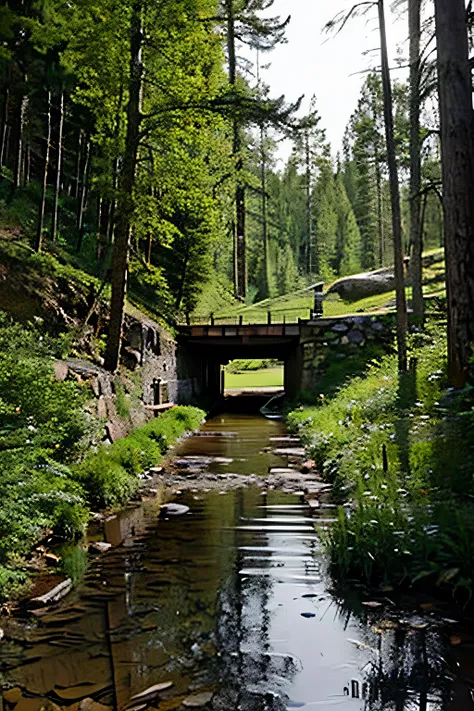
[1,411,473,710]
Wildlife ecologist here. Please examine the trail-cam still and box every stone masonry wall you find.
[53,314,200,446]
[297,314,396,393]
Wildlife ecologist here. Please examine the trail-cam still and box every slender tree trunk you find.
[14,85,27,190]
[36,91,52,252]
[372,86,385,268]
[104,0,143,372]
[108,157,119,242]
[74,130,82,199]
[235,171,246,300]
[23,143,30,186]
[435,0,474,387]
[0,84,9,169]
[378,0,408,372]
[51,91,64,242]
[375,157,384,266]
[76,139,91,252]
[305,130,312,275]
[146,186,154,265]
[107,84,124,244]
[97,198,110,262]
[260,123,270,297]
[409,0,424,322]
[227,0,246,300]
[176,246,190,312]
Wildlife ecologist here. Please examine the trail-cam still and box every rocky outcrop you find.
[325,267,397,302]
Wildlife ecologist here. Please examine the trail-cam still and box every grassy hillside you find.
[189,250,446,325]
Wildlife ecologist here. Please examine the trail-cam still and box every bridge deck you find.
[180,323,301,338]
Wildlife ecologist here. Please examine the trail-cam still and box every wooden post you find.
[313,283,324,318]
[267,311,271,325]
[210,312,215,326]
[239,314,243,326]
[382,444,388,473]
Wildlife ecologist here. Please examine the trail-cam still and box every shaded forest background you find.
[0,0,444,324]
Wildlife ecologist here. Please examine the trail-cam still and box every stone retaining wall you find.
[296,314,395,393]
[53,314,201,446]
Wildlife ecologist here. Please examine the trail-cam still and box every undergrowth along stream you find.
[289,324,474,600]
[0,312,204,600]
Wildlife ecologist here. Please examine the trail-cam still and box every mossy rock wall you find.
[298,315,395,396]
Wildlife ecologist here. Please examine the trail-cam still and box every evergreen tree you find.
[311,147,337,279]
[290,97,326,275]
[217,0,290,300]
[334,172,362,276]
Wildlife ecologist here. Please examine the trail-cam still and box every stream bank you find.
[1,403,474,710]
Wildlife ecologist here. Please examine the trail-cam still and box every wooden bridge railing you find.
[178,283,325,327]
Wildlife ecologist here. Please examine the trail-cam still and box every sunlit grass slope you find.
[191,250,446,325]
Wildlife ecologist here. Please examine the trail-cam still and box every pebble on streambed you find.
[182,691,213,707]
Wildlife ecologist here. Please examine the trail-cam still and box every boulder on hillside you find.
[325,267,397,303]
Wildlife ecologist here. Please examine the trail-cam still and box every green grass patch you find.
[189,250,446,325]
[224,367,284,390]
[75,406,205,508]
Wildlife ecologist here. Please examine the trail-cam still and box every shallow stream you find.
[0,410,473,710]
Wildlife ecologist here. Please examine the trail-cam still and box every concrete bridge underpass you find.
[176,314,395,402]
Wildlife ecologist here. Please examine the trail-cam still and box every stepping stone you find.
[269,468,298,476]
[160,503,190,517]
[272,447,306,457]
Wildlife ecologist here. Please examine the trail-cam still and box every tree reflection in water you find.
[332,595,457,711]
[213,489,298,711]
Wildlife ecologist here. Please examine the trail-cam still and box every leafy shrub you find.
[0,315,94,599]
[0,566,28,600]
[74,449,139,508]
[0,313,94,460]
[109,431,163,476]
[0,455,89,600]
[75,406,205,508]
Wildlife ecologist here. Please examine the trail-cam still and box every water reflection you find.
[0,413,471,710]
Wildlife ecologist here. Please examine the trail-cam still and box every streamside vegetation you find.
[285,0,474,603]
[290,326,474,599]
[0,314,204,600]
